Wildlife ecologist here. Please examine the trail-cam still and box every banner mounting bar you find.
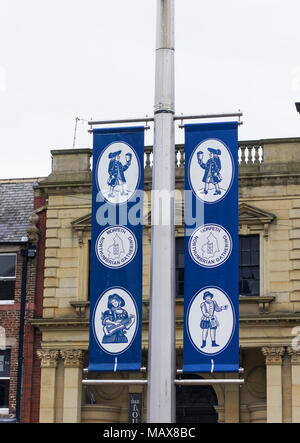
[174,379,244,385]
[83,367,147,373]
[83,379,148,385]
[82,378,244,385]
[177,112,243,128]
[87,111,243,132]
[83,367,244,374]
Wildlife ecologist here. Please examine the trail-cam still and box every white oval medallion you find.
[187,286,235,356]
[92,287,138,355]
[96,142,140,204]
[188,224,232,268]
[188,139,234,204]
[95,226,137,269]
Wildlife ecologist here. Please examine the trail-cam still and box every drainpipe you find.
[15,243,36,423]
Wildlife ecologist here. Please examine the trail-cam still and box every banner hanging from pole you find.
[88,127,144,372]
[183,122,239,373]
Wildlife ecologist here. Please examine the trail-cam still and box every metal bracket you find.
[83,379,148,385]
[87,111,243,132]
[88,116,153,133]
[177,112,243,128]
[175,378,244,385]
[83,367,244,374]
[82,378,244,386]
[82,367,245,386]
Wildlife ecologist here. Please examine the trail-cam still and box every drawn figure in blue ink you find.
[200,291,228,348]
[197,148,222,195]
[107,151,132,198]
[101,293,135,344]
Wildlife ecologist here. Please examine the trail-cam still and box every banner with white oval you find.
[92,287,138,355]
[96,142,140,204]
[188,138,234,204]
[95,226,137,269]
[189,224,232,268]
[187,287,235,356]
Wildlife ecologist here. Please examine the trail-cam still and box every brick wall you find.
[20,195,47,422]
[0,249,23,416]
[0,195,46,422]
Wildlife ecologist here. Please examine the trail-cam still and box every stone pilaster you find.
[225,373,240,423]
[262,346,285,423]
[37,349,59,423]
[60,350,84,423]
[262,346,285,365]
[287,347,300,422]
[290,200,300,304]
[60,349,84,368]
[37,349,59,368]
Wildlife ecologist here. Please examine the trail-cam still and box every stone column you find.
[225,373,240,423]
[262,346,285,423]
[287,347,300,423]
[60,350,84,423]
[37,349,59,423]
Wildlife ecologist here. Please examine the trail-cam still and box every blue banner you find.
[183,122,239,373]
[88,127,144,372]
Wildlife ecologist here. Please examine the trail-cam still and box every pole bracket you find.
[87,111,243,132]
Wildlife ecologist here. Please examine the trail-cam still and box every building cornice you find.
[239,173,300,187]
[31,312,300,332]
[31,318,89,331]
[36,172,300,192]
[239,314,300,325]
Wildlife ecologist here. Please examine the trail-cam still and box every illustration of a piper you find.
[197,148,222,196]
[200,290,228,348]
[101,293,135,344]
[107,150,132,198]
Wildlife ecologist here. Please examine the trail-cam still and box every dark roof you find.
[0,181,35,243]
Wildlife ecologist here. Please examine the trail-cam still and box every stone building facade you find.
[32,138,300,423]
[0,178,46,422]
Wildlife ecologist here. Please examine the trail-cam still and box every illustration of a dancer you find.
[107,150,132,198]
[101,293,135,344]
[200,290,228,348]
[197,148,222,195]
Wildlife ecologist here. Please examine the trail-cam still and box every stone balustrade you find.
[145,142,264,170]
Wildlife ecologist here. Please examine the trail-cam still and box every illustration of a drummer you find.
[197,148,222,196]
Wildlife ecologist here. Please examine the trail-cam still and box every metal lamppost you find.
[83,0,244,424]
[147,0,176,423]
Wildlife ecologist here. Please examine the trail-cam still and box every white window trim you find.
[0,356,10,412]
[0,253,17,303]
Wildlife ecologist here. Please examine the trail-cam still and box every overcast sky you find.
[0,0,300,179]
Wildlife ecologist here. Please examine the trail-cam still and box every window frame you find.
[0,253,17,304]
[239,234,260,297]
[0,349,11,412]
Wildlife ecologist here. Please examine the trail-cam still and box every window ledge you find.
[0,301,14,306]
[239,295,275,313]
